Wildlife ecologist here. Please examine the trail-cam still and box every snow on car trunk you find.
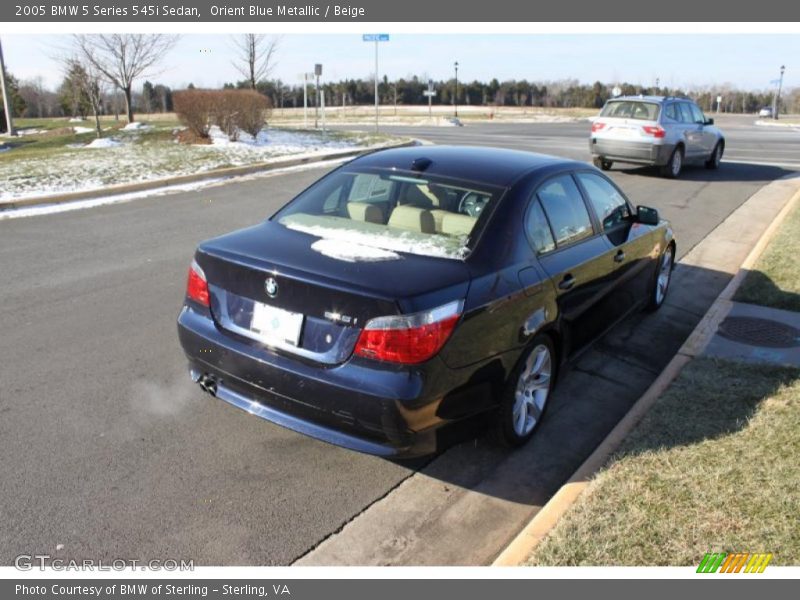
[280,213,469,261]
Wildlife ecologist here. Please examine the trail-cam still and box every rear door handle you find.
[614,250,626,263]
[558,275,576,290]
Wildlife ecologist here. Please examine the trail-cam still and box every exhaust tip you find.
[197,374,218,397]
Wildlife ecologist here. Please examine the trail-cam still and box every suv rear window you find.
[600,100,660,121]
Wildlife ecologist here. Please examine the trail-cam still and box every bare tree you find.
[230,34,279,90]
[72,34,179,123]
[63,56,105,138]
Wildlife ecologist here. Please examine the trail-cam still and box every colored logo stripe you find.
[697,553,772,573]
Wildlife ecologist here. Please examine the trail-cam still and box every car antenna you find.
[411,157,432,172]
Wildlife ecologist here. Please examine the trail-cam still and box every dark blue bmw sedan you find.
[178,146,675,457]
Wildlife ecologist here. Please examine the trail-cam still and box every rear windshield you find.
[272,168,503,261]
[600,100,660,121]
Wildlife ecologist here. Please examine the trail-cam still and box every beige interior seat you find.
[429,209,450,232]
[388,205,436,234]
[441,213,477,236]
[347,202,383,224]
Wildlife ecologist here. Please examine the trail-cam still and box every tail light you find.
[354,300,463,364]
[186,259,210,307]
[591,121,606,132]
[642,125,666,138]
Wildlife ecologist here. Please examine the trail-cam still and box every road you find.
[1,116,797,565]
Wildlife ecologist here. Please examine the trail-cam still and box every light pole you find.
[453,61,459,118]
[772,65,786,120]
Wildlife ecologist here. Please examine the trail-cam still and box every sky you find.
[1,34,796,92]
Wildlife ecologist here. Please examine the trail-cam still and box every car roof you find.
[351,145,583,187]
[609,95,690,104]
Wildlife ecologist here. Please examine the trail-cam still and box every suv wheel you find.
[705,142,723,170]
[660,147,683,179]
[593,157,613,171]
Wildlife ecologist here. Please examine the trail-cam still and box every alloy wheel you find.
[512,344,552,436]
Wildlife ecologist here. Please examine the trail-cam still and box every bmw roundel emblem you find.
[265,277,279,298]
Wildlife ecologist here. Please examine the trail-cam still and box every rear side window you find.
[600,101,660,121]
[664,103,679,121]
[348,173,393,203]
[576,173,631,231]
[536,175,594,247]
[525,199,556,254]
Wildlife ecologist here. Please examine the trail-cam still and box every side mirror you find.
[705,117,714,125]
[637,205,660,225]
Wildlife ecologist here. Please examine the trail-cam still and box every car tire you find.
[491,334,556,448]
[705,142,723,170]
[646,244,674,311]
[593,157,613,171]
[660,147,683,179]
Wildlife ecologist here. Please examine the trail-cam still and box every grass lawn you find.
[0,117,396,201]
[527,358,800,566]
[734,198,800,312]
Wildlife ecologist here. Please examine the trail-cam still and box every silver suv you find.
[590,96,725,178]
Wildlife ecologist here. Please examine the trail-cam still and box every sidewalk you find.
[503,180,800,567]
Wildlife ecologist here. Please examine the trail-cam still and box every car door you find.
[689,103,716,156]
[575,170,656,318]
[528,173,618,355]
[678,102,703,158]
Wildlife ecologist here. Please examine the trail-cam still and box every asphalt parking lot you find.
[1,115,798,565]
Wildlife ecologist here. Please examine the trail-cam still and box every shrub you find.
[233,90,272,138]
[173,89,217,138]
[174,89,272,141]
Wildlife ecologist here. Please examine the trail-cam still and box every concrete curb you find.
[492,178,800,567]
[0,139,417,211]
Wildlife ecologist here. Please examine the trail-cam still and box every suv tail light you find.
[186,259,210,307]
[591,121,606,132]
[354,300,463,364]
[642,125,666,138]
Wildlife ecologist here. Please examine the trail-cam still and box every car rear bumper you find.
[590,138,674,166]
[177,306,495,457]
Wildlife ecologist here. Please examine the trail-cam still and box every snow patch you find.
[122,121,151,131]
[754,119,800,130]
[68,117,86,122]
[73,126,95,134]
[311,239,401,262]
[0,145,10,153]
[84,138,122,149]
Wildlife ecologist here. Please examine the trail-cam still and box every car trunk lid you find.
[196,221,471,365]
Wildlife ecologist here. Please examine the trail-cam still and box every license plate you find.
[250,301,303,347]
[611,126,637,137]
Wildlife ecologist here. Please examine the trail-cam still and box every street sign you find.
[363,34,390,133]
[423,90,437,97]
[716,95,722,103]
[315,64,323,77]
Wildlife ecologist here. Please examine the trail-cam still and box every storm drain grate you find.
[718,316,800,348]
